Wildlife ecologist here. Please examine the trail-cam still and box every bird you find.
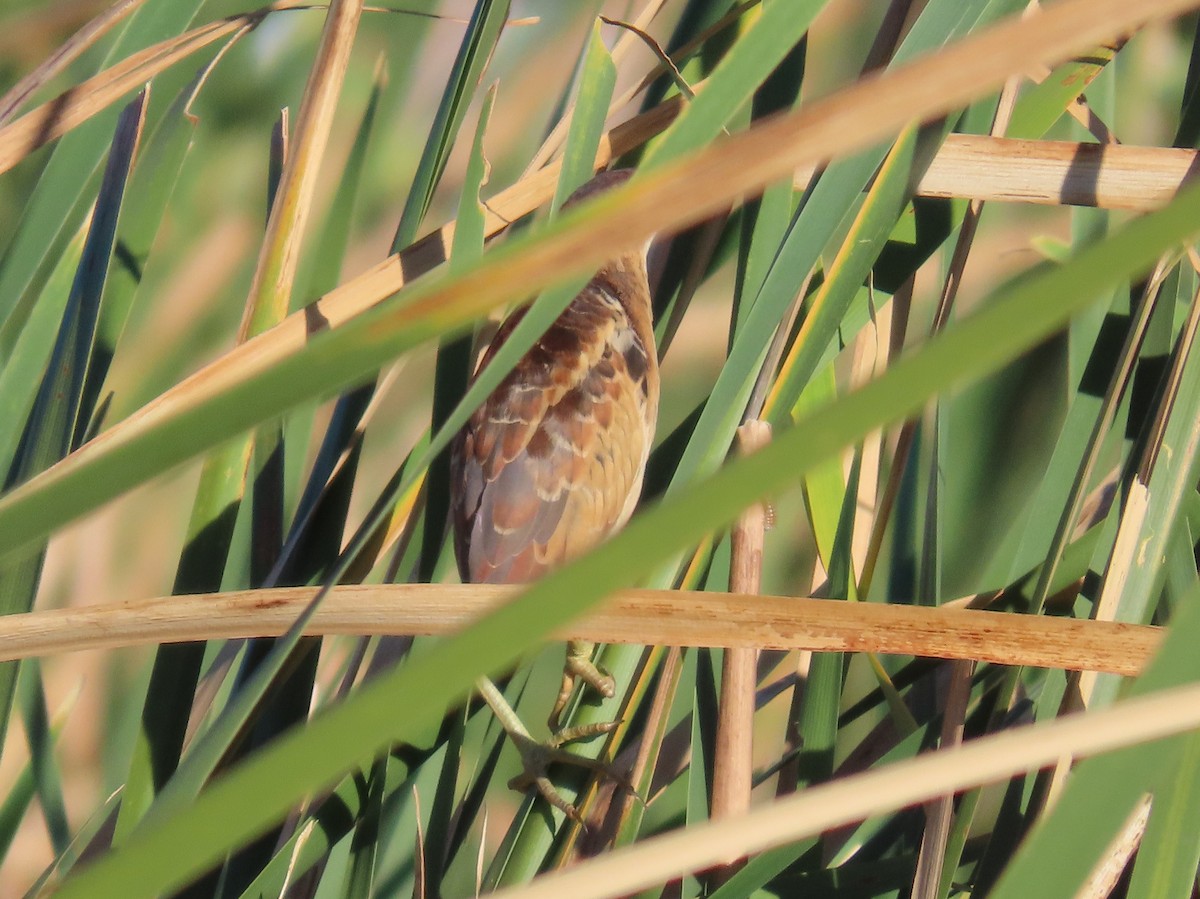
[449,168,659,820]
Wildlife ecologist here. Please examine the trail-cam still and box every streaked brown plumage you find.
[451,170,658,584]
[449,169,658,817]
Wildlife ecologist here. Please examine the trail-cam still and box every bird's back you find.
[450,248,658,585]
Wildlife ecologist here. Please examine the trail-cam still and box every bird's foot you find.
[506,724,626,822]
[548,640,616,733]
[477,675,629,823]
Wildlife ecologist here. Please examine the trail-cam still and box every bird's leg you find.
[476,675,620,822]
[547,639,616,735]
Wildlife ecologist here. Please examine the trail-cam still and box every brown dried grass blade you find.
[0,0,308,176]
[239,0,363,339]
[0,0,149,124]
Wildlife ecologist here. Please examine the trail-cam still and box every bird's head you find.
[561,168,635,205]
[560,168,654,261]
[559,169,658,334]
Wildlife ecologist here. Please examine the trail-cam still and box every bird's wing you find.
[451,284,655,585]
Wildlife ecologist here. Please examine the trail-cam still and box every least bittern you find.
[450,169,659,819]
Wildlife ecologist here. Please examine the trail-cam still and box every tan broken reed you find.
[0,583,1157,676]
[919,135,1200,212]
[709,420,771,883]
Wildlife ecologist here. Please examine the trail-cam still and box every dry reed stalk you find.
[0,583,1158,675]
[708,421,771,883]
